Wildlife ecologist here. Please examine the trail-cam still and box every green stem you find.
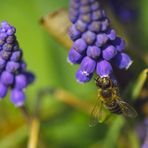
[28,118,40,148]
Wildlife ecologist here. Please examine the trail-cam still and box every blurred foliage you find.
[132,69,148,100]
[0,0,147,148]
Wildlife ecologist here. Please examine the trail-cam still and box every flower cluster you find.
[108,0,137,23]
[0,21,34,106]
[67,0,132,83]
[136,118,148,148]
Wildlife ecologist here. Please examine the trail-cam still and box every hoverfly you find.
[89,76,137,127]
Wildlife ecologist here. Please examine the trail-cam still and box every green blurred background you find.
[0,0,147,148]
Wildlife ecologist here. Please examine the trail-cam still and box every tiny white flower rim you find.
[67,57,74,65]
[125,60,133,70]
[99,74,110,78]
[76,79,85,84]
[15,102,24,107]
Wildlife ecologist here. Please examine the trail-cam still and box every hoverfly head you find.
[96,77,112,89]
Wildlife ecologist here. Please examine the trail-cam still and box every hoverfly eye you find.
[96,78,103,88]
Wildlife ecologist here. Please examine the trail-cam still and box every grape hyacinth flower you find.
[136,118,148,148]
[0,21,34,106]
[108,0,137,23]
[68,0,132,83]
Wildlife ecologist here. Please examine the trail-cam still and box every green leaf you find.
[127,130,140,148]
[132,68,148,100]
[102,116,125,148]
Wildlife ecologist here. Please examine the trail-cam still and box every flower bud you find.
[102,45,117,60]
[73,39,87,54]
[6,61,20,73]
[101,18,109,31]
[1,71,14,85]
[69,25,81,41]
[10,50,22,61]
[91,1,100,11]
[82,31,96,45]
[106,29,116,40]
[113,37,125,52]
[88,21,101,33]
[80,5,91,14]
[76,20,88,33]
[76,68,93,83]
[15,74,27,89]
[0,83,8,98]
[67,48,83,64]
[11,89,25,106]
[0,57,6,71]
[87,46,101,59]
[79,13,92,23]
[92,10,104,21]
[114,53,132,69]
[80,56,96,74]
[96,60,113,77]
[96,33,108,47]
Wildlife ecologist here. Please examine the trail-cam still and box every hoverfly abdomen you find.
[109,104,122,114]
[105,101,122,114]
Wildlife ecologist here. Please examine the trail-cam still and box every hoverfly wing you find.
[89,98,103,127]
[117,100,137,118]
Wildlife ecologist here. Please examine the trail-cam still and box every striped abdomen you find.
[105,100,122,114]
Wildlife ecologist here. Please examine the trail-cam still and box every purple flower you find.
[101,18,109,31]
[79,13,92,23]
[88,21,101,33]
[106,29,116,40]
[82,31,96,45]
[76,20,88,33]
[86,46,101,59]
[91,1,100,11]
[69,25,81,41]
[114,53,133,69]
[142,142,148,148]
[11,89,25,107]
[92,9,105,21]
[10,50,22,61]
[6,61,20,73]
[72,39,87,54]
[67,48,83,64]
[0,82,8,98]
[68,0,133,83]
[24,72,35,84]
[80,5,91,14]
[0,57,6,70]
[15,74,28,89]
[108,0,137,23]
[95,33,108,47]
[0,21,35,106]
[96,60,113,77]
[135,118,148,148]
[1,71,14,85]
[76,68,93,83]
[80,56,96,74]
[102,45,117,60]
[113,37,125,52]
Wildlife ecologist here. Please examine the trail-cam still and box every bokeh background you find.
[0,0,147,148]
